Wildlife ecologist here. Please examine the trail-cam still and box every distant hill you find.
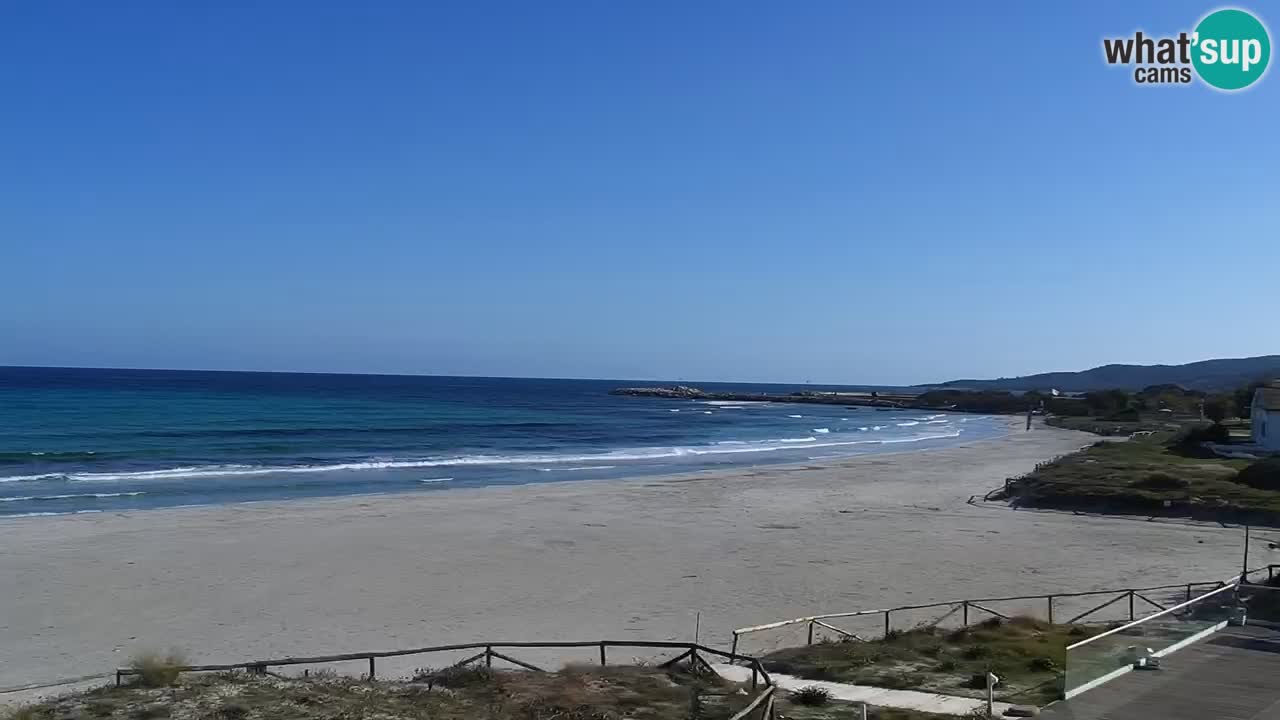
[929,356,1280,393]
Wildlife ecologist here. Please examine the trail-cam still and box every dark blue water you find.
[0,367,1005,517]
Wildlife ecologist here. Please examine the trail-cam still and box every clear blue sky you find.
[2,1,1276,384]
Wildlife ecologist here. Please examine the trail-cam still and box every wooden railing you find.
[730,564,1280,657]
[113,639,777,718]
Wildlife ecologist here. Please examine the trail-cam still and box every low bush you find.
[961,645,992,660]
[1172,423,1230,447]
[128,651,186,688]
[1027,657,1057,672]
[412,664,497,688]
[1133,472,1189,490]
[789,686,832,706]
[1236,458,1280,492]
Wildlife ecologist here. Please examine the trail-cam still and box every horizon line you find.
[0,363,924,389]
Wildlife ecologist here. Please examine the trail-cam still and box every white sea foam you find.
[669,409,680,412]
[813,428,830,434]
[0,491,145,503]
[924,419,949,424]
[858,427,869,431]
[0,427,975,486]
[872,425,885,430]
[0,473,65,483]
[897,421,919,427]
[3,509,105,519]
[419,477,454,483]
[787,414,803,418]
[564,466,617,471]
[702,411,713,414]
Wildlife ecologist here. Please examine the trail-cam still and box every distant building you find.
[1252,384,1280,451]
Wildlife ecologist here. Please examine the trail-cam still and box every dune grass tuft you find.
[128,650,187,688]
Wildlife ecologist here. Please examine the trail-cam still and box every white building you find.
[1252,384,1280,451]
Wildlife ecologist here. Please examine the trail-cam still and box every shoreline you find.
[0,420,1248,691]
[0,416,1013,523]
[0,410,1006,519]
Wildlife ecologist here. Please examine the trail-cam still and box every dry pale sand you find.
[0,421,1251,692]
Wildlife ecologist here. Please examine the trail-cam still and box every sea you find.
[0,367,1007,518]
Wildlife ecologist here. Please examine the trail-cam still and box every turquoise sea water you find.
[0,367,1006,517]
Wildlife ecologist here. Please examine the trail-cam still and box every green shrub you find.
[128,651,186,688]
[1028,656,1057,672]
[1172,423,1230,447]
[1236,458,1280,492]
[130,706,170,720]
[1102,407,1141,422]
[1134,472,1189,490]
[412,664,496,688]
[961,645,992,660]
[790,686,833,706]
[871,673,924,690]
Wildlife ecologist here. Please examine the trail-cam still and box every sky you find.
[2,1,1276,385]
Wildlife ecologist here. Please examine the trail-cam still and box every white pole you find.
[859,703,867,720]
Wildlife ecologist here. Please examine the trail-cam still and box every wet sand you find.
[0,420,1248,691]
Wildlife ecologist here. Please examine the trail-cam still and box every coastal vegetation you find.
[762,617,1091,706]
[2,665,975,720]
[993,431,1280,522]
[5,665,746,720]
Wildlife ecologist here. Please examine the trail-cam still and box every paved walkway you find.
[711,663,1016,717]
[1041,624,1280,720]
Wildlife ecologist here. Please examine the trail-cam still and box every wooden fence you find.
[113,639,778,720]
[730,564,1280,657]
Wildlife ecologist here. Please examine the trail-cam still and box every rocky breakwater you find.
[610,386,920,408]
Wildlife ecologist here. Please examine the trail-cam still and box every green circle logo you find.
[1192,9,1271,90]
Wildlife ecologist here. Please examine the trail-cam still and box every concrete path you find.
[712,663,1016,717]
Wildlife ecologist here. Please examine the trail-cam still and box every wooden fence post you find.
[1047,596,1054,624]
[1129,591,1135,621]
[807,621,814,645]
[368,656,375,680]
[751,665,758,691]
[486,647,493,668]
[599,642,607,667]
[1187,584,1193,602]
[730,634,739,662]
[884,611,891,638]
[963,601,969,627]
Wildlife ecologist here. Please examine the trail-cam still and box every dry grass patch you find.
[764,616,1099,706]
[6,663,751,720]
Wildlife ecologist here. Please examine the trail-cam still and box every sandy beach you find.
[0,421,1251,692]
